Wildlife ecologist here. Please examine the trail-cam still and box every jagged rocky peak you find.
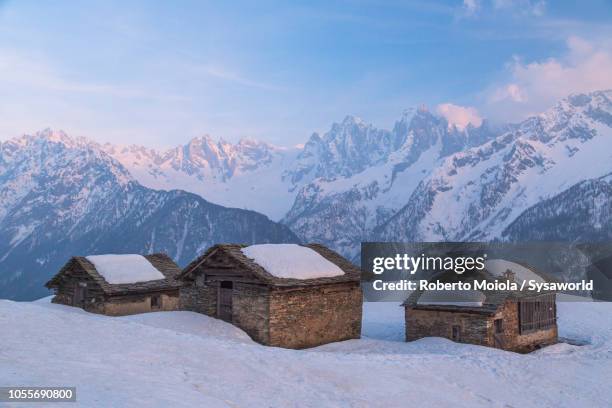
[566,89,611,111]
[522,89,612,144]
[324,114,391,146]
[1,128,133,187]
[390,104,502,163]
[291,114,405,183]
[286,105,502,192]
[391,108,416,140]
[402,106,447,145]
[153,134,277,180]
[374,90,612,246]
[5,128,89,149]
[178,134,225,168]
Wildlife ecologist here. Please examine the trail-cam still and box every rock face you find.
[0,131,298,300]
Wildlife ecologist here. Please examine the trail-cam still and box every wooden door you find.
[73,284,85,307]
[451,325,461,341]
[217,282,233,322]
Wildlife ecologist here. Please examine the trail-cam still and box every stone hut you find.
[46,253,181,316]
[179,243,362,349]
[403,259,557,353]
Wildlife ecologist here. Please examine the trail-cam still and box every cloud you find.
[491,83,526,103]
[0,50,182,100]
[436,103,483,130]
[458,0,545,18]
[492,0,546,16]
[193,64,284,92]
[462,0,481,16]
[169,58,285,91]
[483,36,612,121]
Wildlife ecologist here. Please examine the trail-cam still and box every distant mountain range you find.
[0,133,297,300]
[1,90,611,299]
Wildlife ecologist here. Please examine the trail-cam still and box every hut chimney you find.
[503,269,516,283]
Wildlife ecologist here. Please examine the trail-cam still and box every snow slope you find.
[1,298,610,407]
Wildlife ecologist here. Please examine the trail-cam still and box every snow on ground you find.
[1,298,611,407]
[241,244,345,279]
[85,254,165,284]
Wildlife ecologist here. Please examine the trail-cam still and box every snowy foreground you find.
[1,298,611,407]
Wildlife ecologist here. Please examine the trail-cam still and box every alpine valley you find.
[1,90,611,299]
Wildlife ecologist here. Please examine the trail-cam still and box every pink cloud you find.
[436,103,483,130]
[484,36,612,121]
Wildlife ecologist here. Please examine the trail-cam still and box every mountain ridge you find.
[0,134,298,300]
[3,90,612,298]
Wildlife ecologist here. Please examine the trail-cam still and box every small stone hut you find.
[46,253,181,316]
[404,260,557,353]
[179,243,363,349]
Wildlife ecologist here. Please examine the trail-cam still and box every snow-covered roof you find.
[85,254,165,284]
[46,253,182,295]
[485,259,545,284]
[241,244,345,280]
[417,290,486,307]
[181,243,361,286]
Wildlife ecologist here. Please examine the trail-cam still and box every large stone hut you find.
[404,259,557,353]
[46,253,181,316]
[179,243,363,349]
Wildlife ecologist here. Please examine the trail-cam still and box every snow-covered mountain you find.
[102,135,300,220]
[375,90,612,245]
[101,110,504,227]
[3,90,612,298]
[0,131,298,300]
[101,108,506,261]
[282,109,505,259]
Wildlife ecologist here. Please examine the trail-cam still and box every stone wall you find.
[405,307,492,347]
[179,278,362,349]
[52,292,74,306]
[180,278,271,343]
[103,291,179,316]
[406,299,558,352]
[179,275,217,316]
[268,283,362,349]
[491,300,518,350]
[52,291,105,314]
[54,285,179,316]
[232,283,270,344]
[493,300,557,352]
[52,274,106,314]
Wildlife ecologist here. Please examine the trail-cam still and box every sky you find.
[0,0,611,148]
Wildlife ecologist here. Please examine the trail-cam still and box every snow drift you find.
[0,297,610,407]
